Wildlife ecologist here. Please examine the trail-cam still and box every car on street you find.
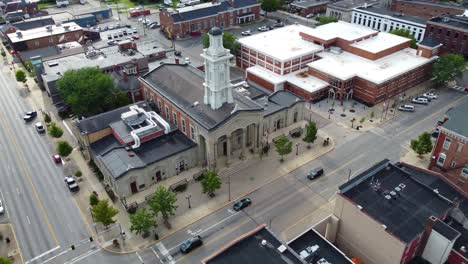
[258,26,272,31]
[53,154,62,164]
[108,40,117,45]
[180,236,203,254]
[23,111,37,122]
[411,97,429,105]
[34,122,46,134]
[416,95,431,102]
[241,30,251,36]
[107,34,112,40]
[306,13,315,18]
[233,197,252,211]
[0,199,4,214]
[307,167,324,180]
[398,104,415,112]
[64,176,79,192]
[274,21,284,27]
[108,25,114,30]
[132,35,140,40]
[184,57,191,64]
[422,92,437,99]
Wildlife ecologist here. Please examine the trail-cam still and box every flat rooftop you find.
[288,228,354,263]
[429,15,468,32]
[309,21,376,42]
[202,225,303,264]
[350,32,410,53]
[291,0,329,8]
[309,47,433,84]
[8,22,81,43]
[238,24,323,61]
[354,6,427,25]
[339,160,458,243]
[328,0,379,10]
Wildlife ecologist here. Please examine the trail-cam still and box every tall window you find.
[443,137,451,150]
[157,100,162,112]
[462,165,468,179]
[181,119,186,134]
[173,112,178,127]
[165,106,170,120]
[437,153,446,166]
[190,125,195,141]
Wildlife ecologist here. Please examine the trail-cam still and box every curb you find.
[101,137,335,255]
[6,223,24,264]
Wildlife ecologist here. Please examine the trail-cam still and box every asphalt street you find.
[0,68,91,263]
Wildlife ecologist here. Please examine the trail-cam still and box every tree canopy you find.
[260,0,280,16]
[15,69,27,83]
[148,186,178,221]
[202,32,240,56]
[201,171,222,197]
[410,131,433,157]
[317,16,338,25]
[56,67,130,117]
[432,53,465,85]
[303,121,318,147]
[57,140,73,157]
[274,135,292,161]
[48,122,63,138]
[0,257,12,264]
[91,199,119,227]
[389,29,417,49]
[130,208,156,236]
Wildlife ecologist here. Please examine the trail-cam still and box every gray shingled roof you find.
[443,99,468,138]
[419,35,441,48]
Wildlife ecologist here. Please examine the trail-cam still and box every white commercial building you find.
[352,6,427,41]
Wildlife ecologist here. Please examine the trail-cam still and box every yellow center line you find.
[0,112,59,246]
[308,153,366,187]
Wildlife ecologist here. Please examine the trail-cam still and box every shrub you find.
[57,141,73,157]
[359,117,365,123]
[48,122,64,138]
[44,113,51,124]
[89,193,99,206]
[75,170,82,177]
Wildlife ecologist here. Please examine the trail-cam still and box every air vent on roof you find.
[357,205,363,210]
[47,61,59,67]
[64,25,70,31]
[192,101,199,107]
[384,195,392,200]
[261,240,267,246]
[46,25,53,32]
[399,183,406,189]
[433,188,439,194]
[277,245,287,253]
[442,17,450,23]
[382,224,387,230]
[16,31,22,37]
[394,186,401,192]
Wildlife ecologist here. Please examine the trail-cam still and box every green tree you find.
[201,171,222,197]
[202,32,241,56]
[303,121,318,148]
[0,256,12,264]
[91,199,119,227]
[172,0,179,9]
[317,16,338,25]
[15,69,27,83]
[410,131,433,157]
[148,186,178,222]
[260,0,280,17]
[432,53,465,85]
[1,50,6,58]
[57,67,130,117]
[130,208,156,236]
[389,29,417,49]
[57,140,73,157]
[89,193,99,206]
[44,113,51,124]
[274,135,292,161]
[48,122,63,138]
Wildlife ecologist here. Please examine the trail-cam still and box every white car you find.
[64,176,79,192]
[306,13,315,18]
[184,57,191,64]
[35,122,46,134]
[398,104,415,112]
[241,30,251,36]
[0,199,4,214]
[422,92,438,99]
[412,97,429,105]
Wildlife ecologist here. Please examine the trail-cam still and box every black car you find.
[233,198,252,211]
[307,167,324,180]
[23,111,37,122]
[180,236,203,254]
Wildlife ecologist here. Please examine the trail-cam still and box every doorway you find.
[223,141,227,156]
[179,161,185,172]
[155,171,162,182]
[130,181,138,194]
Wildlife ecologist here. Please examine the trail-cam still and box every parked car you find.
[123,30,128,35]
[107,40,117,45]
[53,154,62,164]
[307,167,324,180]
[180,236,203,254]
[149,22,160,29]
[174,50,182,56]
[23,111,37,122]
[132,28,138,34]
[305,13,315,18]
[0,199,4,214]
[416,95,431,102]
[422,92,437,99]
[398,104,415,112]
[132,35,140,40]
[118,31,123,37]
[233,197,252,211]
[107,34,112,40]
[273,21,284,27]
[431,130,440,138]
[258,26,272,31]
[241,30,251,36]
[34,122,46,134]
[184,57,191,64]
[411,97,429,105]
[64,176,79,192]
[113,33,118,39]
[108,25,114,30]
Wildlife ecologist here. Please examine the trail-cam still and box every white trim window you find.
[157,100,162,112]
[165,106,170,120]
[173,112,178,127]
[443,137,451,150]
[181,119,186,134]
[190,125,195,141]
[462,165,468,179]
[437,153,446,166]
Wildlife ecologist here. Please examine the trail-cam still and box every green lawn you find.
[38,2,55,9]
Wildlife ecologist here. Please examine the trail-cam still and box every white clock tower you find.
[201,27,234,110]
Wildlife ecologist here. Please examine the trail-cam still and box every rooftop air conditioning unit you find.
[16,31,22,37]
[46,25,53,32]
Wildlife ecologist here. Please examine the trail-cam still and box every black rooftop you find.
[11,17,55,31]
[203,225,304,264]
[209,27,223,36]
[288,228,353,264]
[442,98,468,138]
[419,35,441,48]
[354,6,426,24]
[141,64,263,131]
[339,160,456,243]
[433,219,460,241]
[429,15,468,30]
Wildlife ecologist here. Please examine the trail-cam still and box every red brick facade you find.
[391,0,464,20]
[424,20,468,56]
[292,2,328,17]
[160,4,260,39]
[429,130,468,193]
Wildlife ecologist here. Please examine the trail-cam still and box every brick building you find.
[429,99,468,194]
[159,0,260,39]
[316,159,467,264]
[391,0,465,20]
[425,15,468,56]
[290,0,329,17]
[7,22,84,52]
[239,22,437,105]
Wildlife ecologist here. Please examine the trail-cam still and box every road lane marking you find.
[16,188,20,195]
[157,242,175,263]
[40,248,70,264]
[150,247,163,263]
[309,154,366,187]
[71,196,95,235]
[63,247,101,264]
[281,202,333,238]
[0,112,59,246]
[0,190,10,220]
[25,245,60,264]
[26,215,31,224]
[135,252,144,263]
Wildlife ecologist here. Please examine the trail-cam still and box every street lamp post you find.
[296,142,299,155]
[351,118,356,128]
[185,194,192,209]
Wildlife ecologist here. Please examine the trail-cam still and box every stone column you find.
[212,141,218,170]
[241,129,246,155]
[226,136,231,163]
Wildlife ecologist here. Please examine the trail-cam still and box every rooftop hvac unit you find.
[261,240,267,246]
[330,46,342,55]
[63,25,70,31]
[277,245,287,253]
[46,25,53,32]
[16,31,22,37]
[442,17,450,22]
